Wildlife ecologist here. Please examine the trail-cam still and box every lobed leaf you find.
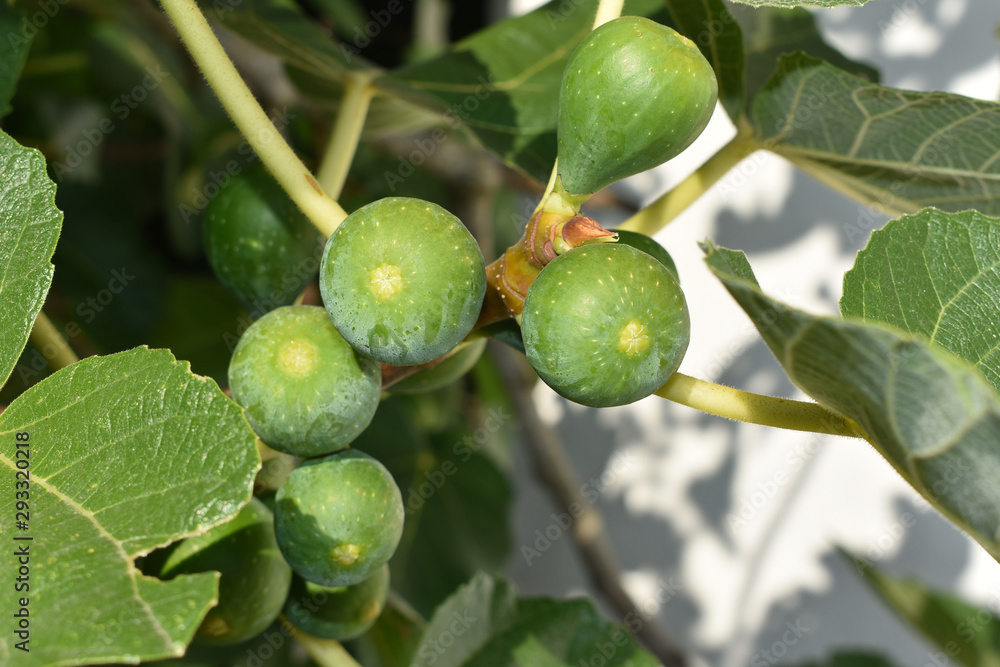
[0,130,62,391]
[0,347,259,665]
[752,54,1000,216]
[664,0,746,121]
[841,209,1000,394]
[734,7,878,103]
[382,0,669,184]
[704,243,1000,563]
[411,573,657,667]
[845,555,1000,667]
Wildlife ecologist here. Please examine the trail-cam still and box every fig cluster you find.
[168,11,709,647]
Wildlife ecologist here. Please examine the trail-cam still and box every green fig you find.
[319,197,487,366]
[157,498,292,646]
[203,163,324,314]
[283,565,390,641]
[521,244,689,407]
[274,449,404,588]
[558,16,718,195]
[228,305,382,457]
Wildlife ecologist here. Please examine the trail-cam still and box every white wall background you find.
[499,1,1000,665]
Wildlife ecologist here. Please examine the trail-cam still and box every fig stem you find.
[593,0,625,29]
[493,344,687,667]
[160,0,347,237]
[317,72,378,199]
[29,311,79,371]
[279,616,361,667]
[656,372,865,438]
[618,130,758,236]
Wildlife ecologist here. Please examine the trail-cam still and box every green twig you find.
[656,372,863,438]
[618,131,758,236]
[317,72,377,198]
[29,312,79,372]
[159,0,346,237]
[280,616,361,667]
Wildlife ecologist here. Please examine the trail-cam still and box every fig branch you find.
[160,0,347,237]
[30,311,79,372]
[656,372,864,438]
[317,71,379,199]
[494,344,687,667]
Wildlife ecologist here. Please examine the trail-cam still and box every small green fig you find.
[203,163,324,314]
[521,244,689,407]
[228,305,381,457]
[319,197,487,366]
[157,498,292,646]
[274,449,404,588]
[283,565,390,641]
[558,16,718,195]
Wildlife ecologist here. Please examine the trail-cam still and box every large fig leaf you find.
[382,0,669,184]
[0,130,62,391]
[841,209,1000,393]
[734,7,878,102]
[411,573,656,667]
[752,54,1000,216]
[847,556,1000,667]
[0,347,259,665]
[704,243,1000,563]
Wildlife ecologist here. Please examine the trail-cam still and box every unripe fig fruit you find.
[283,565,390,641]
[522,244,689,407]
[203,163,323,313]
[558,16,718,195]
[319,197,487,366]
[614,230,678,280]
[157,498,292,646]
[228,305,381,457]
[274,449,404,587]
